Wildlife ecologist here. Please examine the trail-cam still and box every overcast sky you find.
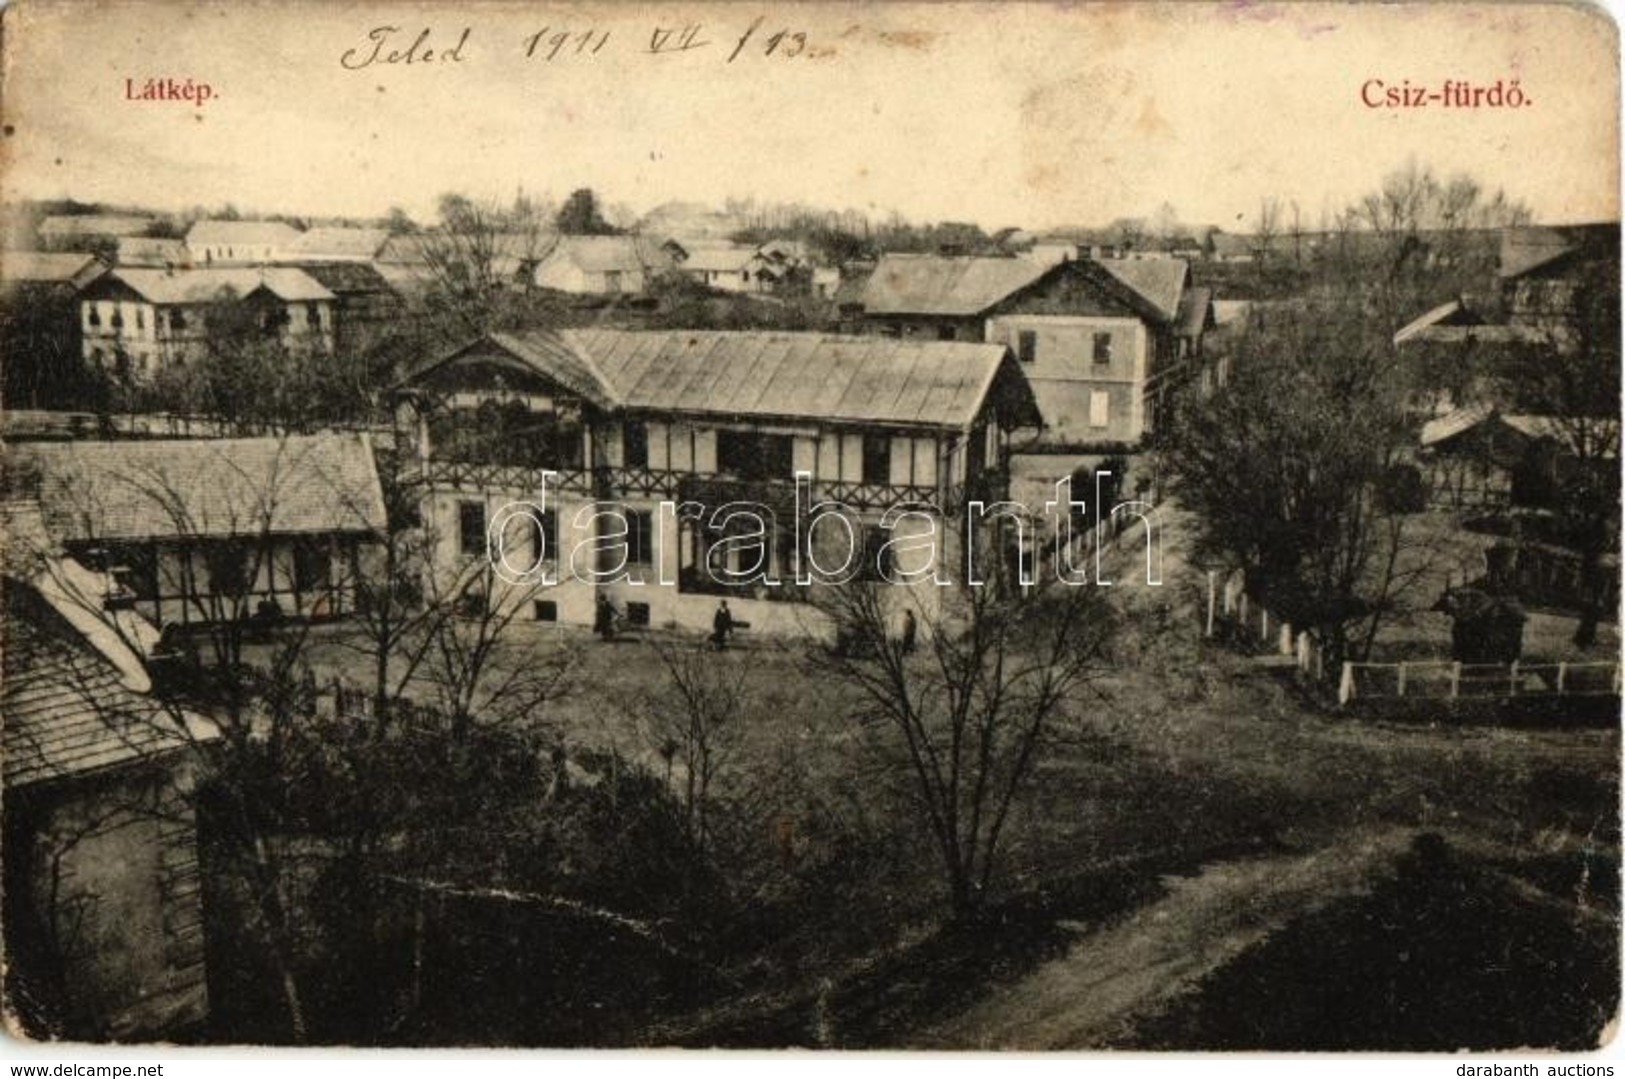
[4,1,1618,231]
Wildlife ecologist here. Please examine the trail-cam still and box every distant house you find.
[1496,223,1620,346]
[1207,232,1257,263]
[665,241,768,293]
[1418,406,1619,512]
[78,267,335,380]
[3,557,217,1040]
[186,220,302,266]
[115,237,193,270]
[38,215,155,246]
[533,235,669,296]
[858,253,1211,445]
[17,434,388,628]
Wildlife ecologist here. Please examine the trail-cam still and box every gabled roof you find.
[186,219,303,248]
[1208,232,1255,258]
[38,214,154,239]
[4,580,215,789]
[1096,258,1188,323]
[677,243,758,273]
[1,250,107,289]
[1420,403,1497,447]
[860,254,1054,317]
[413,329,1036,431]
[543,234,667,275]
[97,267,334,304]
[17,433,387,543]
[283,226,390,260]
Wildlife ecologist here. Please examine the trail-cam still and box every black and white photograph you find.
[0,0,1619,1059]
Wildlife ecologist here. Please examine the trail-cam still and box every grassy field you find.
[247,505,1620,1048]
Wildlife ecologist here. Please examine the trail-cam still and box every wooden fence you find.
[1205,569,1330,681]
[1337,659,1621,705]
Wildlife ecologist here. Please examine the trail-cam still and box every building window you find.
[292,538,330,593]
[533,600,558,622]
[110,310,124,330]
[862,434,892,486]
[306,304,320,328]
[1089,391,1110,429]
[1017,330,1038,364]
[170,310,186,331]
[529,509,557,565]
[623,421,649,469]
[135,308,145,331]
[87,306,101,328]
[717,429,793,481]
[1092,332,1113,364]
[626,510,654,566]
[604,270,624,294]
[624,601,651,628]
[458,501,487,558]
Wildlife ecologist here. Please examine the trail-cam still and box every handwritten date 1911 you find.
[524,28,611,61]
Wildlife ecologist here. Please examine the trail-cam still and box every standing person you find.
[595,594,616,642]
[711,599,734,651]
[901,608,918,655]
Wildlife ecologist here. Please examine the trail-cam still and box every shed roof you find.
[17,433,387,543]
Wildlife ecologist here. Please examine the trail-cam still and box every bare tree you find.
[810,571,1114,920]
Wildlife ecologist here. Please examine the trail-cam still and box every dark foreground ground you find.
[237,510,1619,1050]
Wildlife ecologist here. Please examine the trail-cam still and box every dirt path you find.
[915,827,1414,1050]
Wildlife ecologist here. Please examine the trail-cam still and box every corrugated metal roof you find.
[4,582,214,788]
[17,434,387,543]
[187,219,303,247]
[103,267,334,304]
[564,329,1014,429]
[860,254,1053,316]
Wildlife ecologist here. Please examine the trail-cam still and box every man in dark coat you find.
[711,600,733,651]
[901,608,918,655]
[595,594,617,642]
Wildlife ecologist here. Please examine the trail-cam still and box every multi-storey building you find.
[398,329,1043,638]
[78,267,336,380]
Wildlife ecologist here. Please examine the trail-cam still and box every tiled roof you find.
[860,254,1054,317]
[186,219,303,247]
[17,433,387,543]
[283,227,391,260]
[4,581,214,788]
[100,267,334,304]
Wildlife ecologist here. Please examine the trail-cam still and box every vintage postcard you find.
[0,0,1619,1055]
